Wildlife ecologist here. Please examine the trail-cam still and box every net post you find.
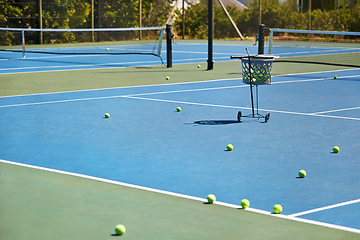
[258,24,265,55]
[268,28,273,54]
[166,24,172,68]
[22,29,25,58]
[207,0,214,70]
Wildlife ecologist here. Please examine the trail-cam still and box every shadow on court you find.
[193,120,239,125]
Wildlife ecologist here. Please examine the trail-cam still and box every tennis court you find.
[0,39,359,240]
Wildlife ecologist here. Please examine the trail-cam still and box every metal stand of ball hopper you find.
[231,49,278,123]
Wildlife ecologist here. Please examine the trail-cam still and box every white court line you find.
[0,78,242,99]
[0,68,358,99]
[1,159,359,233]
[172,50,244,56]
[0,56,230,74]
[124,96,360,121]
[3,92,359,121]
[122,85,247,97]
[0,75,336,102]
[313,106,360,115]
[0,95,125,108]
[0,85,246,108]
[289,199,360,217]
[0,75,360,121]
[0,59,161,72]
[0,53,128,61]
[276,48,352,57]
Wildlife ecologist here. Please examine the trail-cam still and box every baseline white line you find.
[269,68,360,79]
[1,69,359,99]
[0,78,242,99]
[289,199,360,217]
[0,59,161,72]
[0,85,246,108]
[0,95,125,108]
[272,74,360,85]
[272,77,329,84]
[1,159,359,233]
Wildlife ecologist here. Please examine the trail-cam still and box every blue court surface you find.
[0,66,360,232]
[0,42,259,74]
[1,41,360,234]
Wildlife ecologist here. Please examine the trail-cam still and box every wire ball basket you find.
[241,57,274,85]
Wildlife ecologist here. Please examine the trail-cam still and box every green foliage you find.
[142,0,173,27]
[174,3,208,38]
[347,4,360,32]
[173,1,360,39]
[0,0,174,45]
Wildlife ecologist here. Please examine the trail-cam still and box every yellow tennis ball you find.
[241,199,250,209]
[197,64,201,68]
[115,224,126,235]
[226,144,233,151]
[333,146,340,153]
[176,107,181,112]
[166,76,170,80]
[273,204,283,214]
[298,170,306,178]
[105,113,110,118]
[207,194,216,204]
[334,76,337,79]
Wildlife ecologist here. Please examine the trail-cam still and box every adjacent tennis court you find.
[0,39,359,240]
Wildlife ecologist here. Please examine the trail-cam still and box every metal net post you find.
[166,24,172,68]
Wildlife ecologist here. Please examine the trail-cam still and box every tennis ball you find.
[207,194,216,204]
[197,64,201,68]
[115,224,126,235]
[227,144,233,151]
[105,113,110,118]
[176,107,181,112]
[245,36,249,39]
[298,170,307,178]
[106,48,110,51]
[333,146,340,153]
[273,204,283,214]
[334,75,337,79]
[241,199,250,209]
[166,76,170,80]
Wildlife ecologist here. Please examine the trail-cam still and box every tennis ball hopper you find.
[231,49,278,123]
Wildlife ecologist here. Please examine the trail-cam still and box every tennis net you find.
[266,28,360,67]
[0,26,165,59]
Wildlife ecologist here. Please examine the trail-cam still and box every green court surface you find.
[0,61,353,97]
[0,60,359,240]
[1,162,358,240]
